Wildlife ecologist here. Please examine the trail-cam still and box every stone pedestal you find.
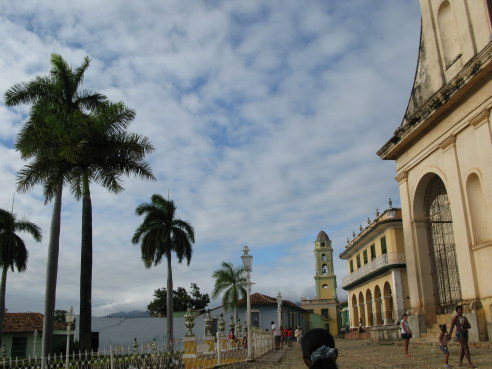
[204,336,215,352]
[182,337,197,358]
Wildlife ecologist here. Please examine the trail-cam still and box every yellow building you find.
[339,202,410,331]
[378,0,492,342]
[301,231,339,337]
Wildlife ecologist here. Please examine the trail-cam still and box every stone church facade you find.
[378,0,492,342]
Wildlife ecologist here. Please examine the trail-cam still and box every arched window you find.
[437,0,462,67]
[321,254,326,261]
[322,264,328,275]
[425,175,462,313]
[466,173,488,244]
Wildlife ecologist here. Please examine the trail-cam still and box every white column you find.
[391,269,406,321]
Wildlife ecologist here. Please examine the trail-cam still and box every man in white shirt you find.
[271,321,281,349]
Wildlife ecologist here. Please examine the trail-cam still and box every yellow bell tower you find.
[314,231,337,300]
[301,230,339,336]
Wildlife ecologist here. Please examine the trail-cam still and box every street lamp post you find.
[276,291,282,335]
[241,245,253,361]
[65,307,75,369]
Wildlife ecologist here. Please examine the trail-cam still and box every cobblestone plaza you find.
[225,339,492,369]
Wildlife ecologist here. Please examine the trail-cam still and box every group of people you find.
[400,305,476,368]
[271,321,304,349]
[264,303,479,369]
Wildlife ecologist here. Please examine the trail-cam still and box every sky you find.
[0,0,421,317]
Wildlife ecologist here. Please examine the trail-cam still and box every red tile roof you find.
[2,313,68,333]
[237,293,307,312]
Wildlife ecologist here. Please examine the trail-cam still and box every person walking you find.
[438,324,451,368]
[271,321,281,350]
[400,313,412,358]
[449,305,476,368]
[295,326,304,346]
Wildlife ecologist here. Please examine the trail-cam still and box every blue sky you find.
[0,0,421,316]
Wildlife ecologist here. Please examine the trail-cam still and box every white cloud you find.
[1,0,419,316]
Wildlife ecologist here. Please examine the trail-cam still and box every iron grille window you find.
[12,336,28,358]
[425,175,462,313]
[380,237,387,255]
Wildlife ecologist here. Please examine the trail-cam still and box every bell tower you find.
[314,231,337,300]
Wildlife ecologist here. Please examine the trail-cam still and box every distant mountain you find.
[104,311,151,318]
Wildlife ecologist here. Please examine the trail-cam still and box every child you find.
[301,328,338,369]
[438,324,450,368]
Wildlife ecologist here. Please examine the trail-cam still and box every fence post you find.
[110,345,114,369]
[216,331,221,367]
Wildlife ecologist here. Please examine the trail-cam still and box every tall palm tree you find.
[212,261,246,325]
[69,101,155,351]
[4,54,106,355]
[132,195,195,351]
[0,208,42,347]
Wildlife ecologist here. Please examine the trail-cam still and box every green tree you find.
[132,195,195,351]
[4,54,106,355]
[212,261,246,325]
[70,101,155,351]
[147,283,209,316]
[54,309,67,323]
[0,209,42,347]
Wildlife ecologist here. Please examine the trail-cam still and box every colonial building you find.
[2,312,70,358]
[339,202,410,332]
[301,231,339,336]
[378,0,492,342]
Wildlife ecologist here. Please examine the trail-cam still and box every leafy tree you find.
[212,261,246,325]
[147,283,210,316]
[4,54,106,355]
[132,195,195,351]
[70,101,154,351]
[54,309,67,323]
[0,209,42,347]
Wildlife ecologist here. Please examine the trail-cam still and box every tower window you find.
[381,237,387,255]
[322,284,328,288]
[320,242,325,247]
[322,264,328,275]
[321,254,326,261]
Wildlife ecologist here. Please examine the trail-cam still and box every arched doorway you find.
[351,294,359,329]
[424,175,462,313]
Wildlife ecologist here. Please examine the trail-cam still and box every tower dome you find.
[316,230,330,242]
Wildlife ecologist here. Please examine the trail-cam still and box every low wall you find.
[370,325,400,342]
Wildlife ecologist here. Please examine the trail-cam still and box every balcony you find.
[341,252,406,289]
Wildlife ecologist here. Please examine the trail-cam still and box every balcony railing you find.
[342,252,406,288]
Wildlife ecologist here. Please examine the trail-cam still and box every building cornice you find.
[378,41,492,160]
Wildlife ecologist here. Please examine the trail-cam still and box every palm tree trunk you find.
[166,250,173,351]
[42,180,63,357]
[0,266,8,347]
[79,174,92,352]
[233,306,237,326]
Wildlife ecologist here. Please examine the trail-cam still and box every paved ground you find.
[223,339,492,368]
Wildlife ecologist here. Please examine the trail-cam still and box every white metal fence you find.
[3,329,274,369]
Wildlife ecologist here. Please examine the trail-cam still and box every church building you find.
[301,231,339,337]
[378,0,492,342]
